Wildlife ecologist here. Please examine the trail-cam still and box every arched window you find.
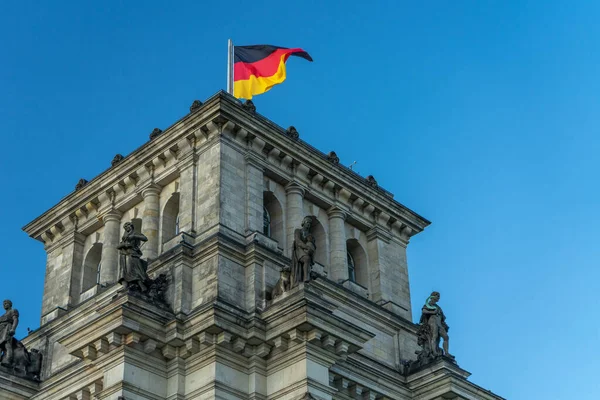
[263,206,271,237]
[310,218,329,267]
[347,251,356,282]
[346,239,369,289]
[263,192,284,245]
[162,193,180,245]
[82,243,103,292]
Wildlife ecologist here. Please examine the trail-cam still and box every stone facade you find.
[0,91,504,399]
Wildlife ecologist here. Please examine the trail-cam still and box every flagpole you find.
[227,39,234,95]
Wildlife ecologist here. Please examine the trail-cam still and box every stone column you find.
[100,210,122,285]
[328,207,348,283]
[285,182,305,257]
[142,184,161,260]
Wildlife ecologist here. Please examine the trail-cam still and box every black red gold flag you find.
[233,45,312,99]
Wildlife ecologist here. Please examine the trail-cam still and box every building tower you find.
[0,92,504,400]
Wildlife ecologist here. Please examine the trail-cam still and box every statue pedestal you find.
[0,368,39,399]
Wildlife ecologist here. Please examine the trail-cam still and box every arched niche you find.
[263,191,284,246]
[82,243,102,292]
[310,216,329,267]
[162,192,180,245]
[347,238,369,289]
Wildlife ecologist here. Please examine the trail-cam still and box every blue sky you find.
[1,2,599,399]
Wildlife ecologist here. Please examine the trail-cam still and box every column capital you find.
[102,210,122,224]
[285,181,305,197]
[327,206,347,220]
[141,184,162,198]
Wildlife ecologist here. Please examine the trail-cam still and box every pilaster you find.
[65,231,86,305]
[177,152,198,235]
[366,226,391,305]
[246,154,265,234]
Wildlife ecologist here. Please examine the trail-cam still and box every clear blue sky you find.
[1,2,598,399]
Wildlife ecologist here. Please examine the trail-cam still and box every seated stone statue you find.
[272,267,292,300]
[0,300,43,381]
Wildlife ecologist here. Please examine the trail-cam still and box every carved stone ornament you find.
[117,222,170,308]
[0,300,43,381]
[149,128,163,140]
[286,126,299,140]
[327,151,340,164]
[366,175,378,188]
[271,266,291,300]
[406,292,455,373]
[189,99,203,113]
[111,154,124,167]
[242,99,256,113]
[75,178,88,191]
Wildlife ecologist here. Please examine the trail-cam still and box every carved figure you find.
[242,99,256,113]
[366,175,378,188]
[75,178,88,191]
[327,151,339,164]
[149,128,163,140]
[286,126,299,140]
[117,222,149,292]
[0,300,18,367]
[290,217,316,287]
[271,267,292,299]
[11,344,43,381]
[416,292,454,361]
[111,154,124,166]
[190,99,203,113]
[0,301,43,381]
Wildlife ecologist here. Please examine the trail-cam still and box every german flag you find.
[234,45,313,99]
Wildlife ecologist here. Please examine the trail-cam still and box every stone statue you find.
[290,216,316,287]
[271,266,291,300]
[0,300,43,381]
[414,292,454,364]
[116,223,170,309]
[0,300,18,367]
[117,222,149,292]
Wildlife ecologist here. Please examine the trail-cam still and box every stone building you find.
[0,92,504,399]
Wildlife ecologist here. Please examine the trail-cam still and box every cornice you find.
[22,90,430,247]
